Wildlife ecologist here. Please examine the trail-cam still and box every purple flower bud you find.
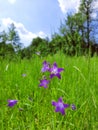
[7,100,18,107]
[71,104,76,110]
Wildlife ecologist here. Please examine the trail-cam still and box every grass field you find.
[0,53,98,130]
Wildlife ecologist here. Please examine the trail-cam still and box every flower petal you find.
[50,74,55,78]
[55,106,59,112]
[64,104,70,108]
[60,108,65,115]
[52,101,57,106]
[58,68,64,72]
[56,73,61,79]
[44,85,48,88]
[58,97,63,102]
[53,62,57,68]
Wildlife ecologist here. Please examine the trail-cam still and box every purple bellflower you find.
[41,61,50,72]
[39,79,50,88]
[52,97,69,115]
[49,62,64,79]
[7,100,18,107]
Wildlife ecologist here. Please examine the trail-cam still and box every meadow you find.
[0,53,98,130]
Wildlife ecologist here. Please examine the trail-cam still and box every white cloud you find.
[92,1,98,18]
[58,0,98,19]
[1,18,47,47]
[8,0,16,4]
[58,0,80,14]
[91,13,97,19]
[92,1,98,9]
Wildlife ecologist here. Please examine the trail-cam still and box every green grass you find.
[0,53,98,130]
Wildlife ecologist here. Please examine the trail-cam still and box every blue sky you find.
[0,0,98,47]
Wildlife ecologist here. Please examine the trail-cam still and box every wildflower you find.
[39,79,50,88]
[7,100,18,107]
[22,73,27,77]
[71,104,76,110]
[41,61,50,72]
[52,97,69,115]
[49,62,64,79]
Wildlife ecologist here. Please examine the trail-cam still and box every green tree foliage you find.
[31,37,49,56]
[49,33,65,54]
[20,47,32,59]
[0,31,8,43]
[58,0,98,56]
[7,23,22,51]
[20,37,49,59]
[0,23,21,59]
[59,14,84,55]
[79,0,97,45]
[0,42,15,59]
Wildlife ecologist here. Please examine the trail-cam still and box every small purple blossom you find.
[41,61,50,72]
[7,100,18,107]
[39,79,50,88]
[22,73,27,77]
[52,97,69,115]
[71,104,76,110]
[49,62,64,79]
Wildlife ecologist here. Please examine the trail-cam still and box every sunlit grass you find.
[0,53,98,130]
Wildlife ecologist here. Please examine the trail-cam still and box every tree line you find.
[0,0,98,60]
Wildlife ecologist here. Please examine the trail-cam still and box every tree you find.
[0,29,15,58]
[7,23,22,51]
[79,0,98,46]
[49,33,66,54]
[0,42,15,58]
[30,37,49,56]
[58,0,98,56]
[59,14,85,55]
[0,30,8,43]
